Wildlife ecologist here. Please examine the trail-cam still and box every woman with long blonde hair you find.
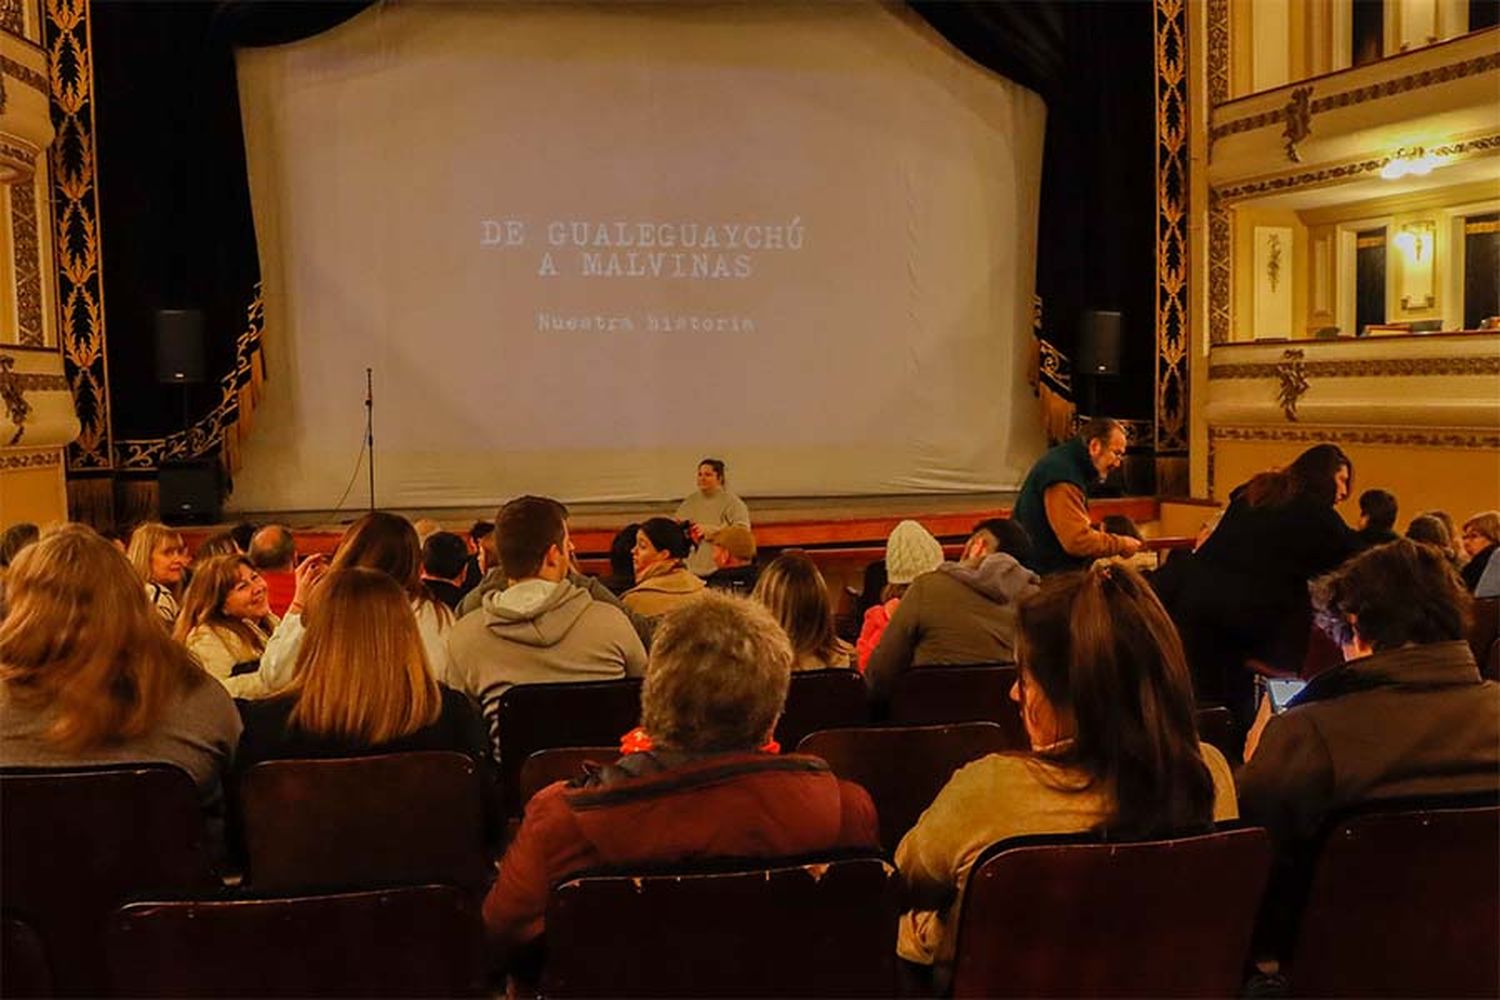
[258,511,456,692]
[235,567,490,770]
[173,554,280,698]
[0,525,241,812]
[752,551,853,671]
[126,522,190,625]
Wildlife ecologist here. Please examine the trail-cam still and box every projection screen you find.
[232,1,1047,511]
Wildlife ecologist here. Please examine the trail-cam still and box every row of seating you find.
[4,762,1494,997]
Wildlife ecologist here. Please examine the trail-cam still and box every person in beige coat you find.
[173,554,280,699]
[622,517,706,620]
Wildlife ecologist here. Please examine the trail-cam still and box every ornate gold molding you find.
[1208,355,1500,379]
[0,0,24,36]
[1209,52,1500,145]
[44,0,112,471]
[1215,133,1500,204]
[0,52,46,95]
[1281,86,1312,162]
[1206,0,1228,107]
[0,450,61,471]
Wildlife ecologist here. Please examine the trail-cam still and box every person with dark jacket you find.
[483,592,878,963]
[1169,444,1357,720]
[1011,418,1143,575]
[1460,511,1500,594]
[865,520,1040,702]
[1237,540,1499,954]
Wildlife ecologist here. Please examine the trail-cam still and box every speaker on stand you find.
[154,308,221,525]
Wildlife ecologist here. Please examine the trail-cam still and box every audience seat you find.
[518,746,616,809]
[239,751,489,893]
[497,678,643,817]
[541,853,898,997]
[108,884,486,997]
[1,916,53,998]
[1194,705,1239,766]
[0,764,217,996]
[774,669,871,751]
[1286,796,1499,998]
[951,826,1271,997]
[796,723,1012,851]
[1470,597,1498,676]
[887,665,1024,745]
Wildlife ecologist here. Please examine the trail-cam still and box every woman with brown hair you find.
[0,526,241,815]
[258,511,455,691]
[1169,443,1358,721]
[895,565,1236,980]
[174,555,279,698]
[235,567,490,771]
[622,517,706,619]
[752,551,853,671]
[126,522,191,625]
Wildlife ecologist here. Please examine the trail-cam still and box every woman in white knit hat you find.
[856,520,945,672]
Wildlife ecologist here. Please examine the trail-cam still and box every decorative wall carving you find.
[1208,355,1500,379]
[1215,133,1500,204]
[0,354,32,444]
[0,450,61,471]
[1209,52,1500,145]
[1206,0,1228,107]
[43,0,112,471]
[0,53,47,95]
[0,0,24,35]
[1274,348,1308,420]
[10,178,44,345]
[1208,193,1231,344]
[1280,86,1312,162]
[1154,0,1189,457]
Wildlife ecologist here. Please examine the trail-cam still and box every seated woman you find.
[621,517,705,619]
[1459,511,1500,594]
[236,567,490,771]
[126,521,190,625]
[857,520,944,671]
[895,564,1237,981]
[0,526,242,829]
[753,550,854,671]
[259,511,454,691]
[173,554,279,699]
[484,592,877,964]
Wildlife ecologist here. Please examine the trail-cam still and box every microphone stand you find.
[365,367,375,511]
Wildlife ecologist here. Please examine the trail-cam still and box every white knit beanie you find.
[885,520,945,585]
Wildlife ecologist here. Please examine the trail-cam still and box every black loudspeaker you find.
[155,309,205,384]
[158,461,221,525]
[1076,310,1123,376]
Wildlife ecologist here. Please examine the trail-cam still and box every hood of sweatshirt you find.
[938,552,1040,605]
[480,578,592,648]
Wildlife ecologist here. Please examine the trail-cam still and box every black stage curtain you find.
[917,0,1158,424]
[88,0,1156,464]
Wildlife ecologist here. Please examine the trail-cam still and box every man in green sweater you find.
[1012,417,1143,575]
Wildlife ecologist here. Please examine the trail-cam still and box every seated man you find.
[704,523,758,594]
[483,591,878,963]
[448,496,648,755]
[865,519,1040,702]
[420,530,470,611]
[247,523,297,618]
[1351,488,1399,551]
[1240,538,1498,844]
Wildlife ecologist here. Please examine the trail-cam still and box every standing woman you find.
[622,518,706,619]
[1170,444,1357,721]
[259,512,455,692]
[0,526,241,823]
[127,522,190,625]
[174,554,279,699]
[675,458,752,578]
[753,551,854,671]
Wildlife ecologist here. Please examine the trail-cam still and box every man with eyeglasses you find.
[1012,417,1143,575]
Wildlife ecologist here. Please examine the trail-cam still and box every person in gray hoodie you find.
[865,518,1040,703]
[447,496,648,755]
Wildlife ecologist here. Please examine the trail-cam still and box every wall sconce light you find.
[1396,221,1436,310]
[1393,222,1434,264]
[1380,146,1443,180]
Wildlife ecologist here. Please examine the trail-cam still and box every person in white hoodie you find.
[446,496,648,755]
[866,518,1040,702]
[258,512,456,692]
